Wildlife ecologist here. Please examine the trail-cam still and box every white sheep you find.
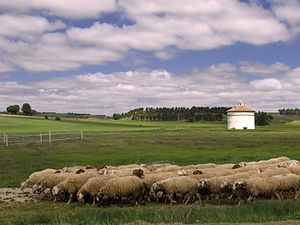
[52,172,97,204]
[151,176,200,205]
[33,171,73,197]
[257,167,290,178]
[232,175,294,202]
[77,174,117,206]
[272,173,300,199]
[143,172,177,202]
[21,168,57,190]
[286,165,300,175]
[97,176,145,206]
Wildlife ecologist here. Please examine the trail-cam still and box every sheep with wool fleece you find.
[52,172,98,204]
[198,176,229,202]
[97,176,145,206]
[142,172,177,202]
[257,167,290,178]
[232,176,282,202]
[271,173,300,199]
[155,165,182,173]
[220,170,260,192]
[77,174,117,206]
[151,176,200,205]
[286,165,300,175]
[20,168,57,190]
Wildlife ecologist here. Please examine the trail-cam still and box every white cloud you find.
[0,14,65,40]
[250,78,282,91]
[0,1,299,72]
[0,0,117,19]
[239,62,290,75]
[0,62,299,114]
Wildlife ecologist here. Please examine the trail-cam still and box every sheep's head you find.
[232,181,246,191]
[193,170,203,175]
[132,168,144,178]
[52,185,66,200]
[232,164,241,169]
[76,169,85,174]
[156,191,164,199]
[77,192,85,203]
[20,181,27,190]
[97,191,109,202]
[220,180,228,189]
[177,170,187,176]
[151,183,161,193]
[32,184,43,194]
[220,180,232,193]
[198,179,208,188]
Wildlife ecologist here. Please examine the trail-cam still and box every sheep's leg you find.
[184,195,191,205]
[295,190,300,199]
[169,193,175,205]
[67,193,73,205]
[195,193,202,204]
[274,192,281,201]
[53,196,57,203]
[92,197,96,207]
[247,195,253,202]
[280,192,284,200]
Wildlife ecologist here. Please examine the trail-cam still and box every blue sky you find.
[0,0,300,114]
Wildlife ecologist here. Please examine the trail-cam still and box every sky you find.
[0,0,300,115]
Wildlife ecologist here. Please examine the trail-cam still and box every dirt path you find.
[0,188,37,204]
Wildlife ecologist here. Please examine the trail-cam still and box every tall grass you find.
[1,127,300,187]
[1,200,300,225]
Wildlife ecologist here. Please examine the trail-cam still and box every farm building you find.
[227,102,255,130]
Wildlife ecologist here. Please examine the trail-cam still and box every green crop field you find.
[1,115,300,224]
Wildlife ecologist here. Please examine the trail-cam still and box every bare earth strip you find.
[0,188,36,204]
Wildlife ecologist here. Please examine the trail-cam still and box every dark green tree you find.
[112,113,122,120]
[21,103,32,115]
[6,105,20,114]
[255,112,273,125]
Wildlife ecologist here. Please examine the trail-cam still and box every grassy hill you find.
[1,114,300,224]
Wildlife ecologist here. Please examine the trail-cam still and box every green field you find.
[1,115,300,224]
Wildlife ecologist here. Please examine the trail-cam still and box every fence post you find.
[49,131,52,144]
[3,133,5,144]
[5,135,8,147]
[40,133,43,143]
[80,130,84,140]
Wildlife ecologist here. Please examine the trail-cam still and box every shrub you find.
[55,117,61,121]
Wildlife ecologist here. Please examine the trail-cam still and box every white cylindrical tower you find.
[227,102,255,130]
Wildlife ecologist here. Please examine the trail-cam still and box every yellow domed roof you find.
[227,102,255,112]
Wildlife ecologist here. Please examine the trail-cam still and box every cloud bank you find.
[1,62,299,114]
[0,0,299,72]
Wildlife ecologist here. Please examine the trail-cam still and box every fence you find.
[0,131,84,148]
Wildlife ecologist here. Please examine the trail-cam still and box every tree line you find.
[278,108,300,116]
[113,106,231,122]
[6,103,37,116]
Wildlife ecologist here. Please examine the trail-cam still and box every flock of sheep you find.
[20,156,300,206]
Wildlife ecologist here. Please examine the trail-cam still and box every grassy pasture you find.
[1,115,300,224]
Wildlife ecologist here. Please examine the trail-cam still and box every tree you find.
[21,103,32,115]
[112,113,122,120]
[255,112,273,126]
[6,105,20,114]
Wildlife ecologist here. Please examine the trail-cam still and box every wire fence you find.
[0,131,84,148]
